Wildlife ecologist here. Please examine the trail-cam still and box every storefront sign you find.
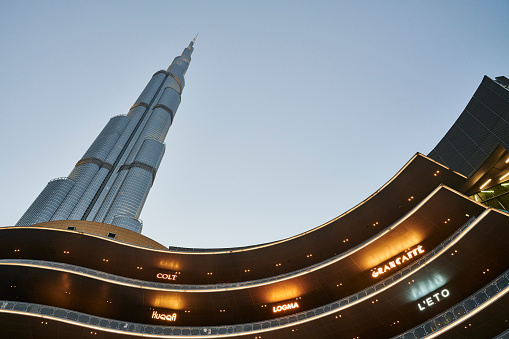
[272,302,299,313]
[156,273,178,281]
[371,245,425,278]
[151,310,177,321]
[418,289,450,311]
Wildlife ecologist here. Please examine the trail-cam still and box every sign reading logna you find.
[418,289,450,311]
[371,245,424,278]
[151,310,177,322]
[272,302,299,313]
[156,273,177,281]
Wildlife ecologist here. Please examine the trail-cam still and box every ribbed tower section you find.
[16,39,195,233]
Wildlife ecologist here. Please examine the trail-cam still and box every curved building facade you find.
[1,40,509,338]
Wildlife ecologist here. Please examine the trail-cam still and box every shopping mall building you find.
[1,39,508,338]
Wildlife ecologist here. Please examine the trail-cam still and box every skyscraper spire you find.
[17,40,195,233]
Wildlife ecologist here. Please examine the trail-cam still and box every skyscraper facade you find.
[16,38,195,233]
[1,40,509,338]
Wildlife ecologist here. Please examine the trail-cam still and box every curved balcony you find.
[1,209,508,337]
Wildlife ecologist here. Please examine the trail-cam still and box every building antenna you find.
[193,32,199,43]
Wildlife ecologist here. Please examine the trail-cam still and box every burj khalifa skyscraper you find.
[17,38,196,233]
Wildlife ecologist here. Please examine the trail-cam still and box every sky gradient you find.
[1,1,508,248]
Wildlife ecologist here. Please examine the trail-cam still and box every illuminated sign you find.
[156,273,178,281]
[272,302,299,313]
[151,310,177,321]
[371,245,425,278]
[418,289,450,311]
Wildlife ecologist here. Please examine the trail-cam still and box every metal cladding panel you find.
[176,58,189,69]
[467,97,500,129]
[104,110,147,164]
[91,170,128,222]
[134,138,165,168]
[104,167,153,223]
[168,62,186,79]
[456,110,490,145]
[111,215,142,233]
[182,46,193,60]
[16,178,74,226]
[67,167,110,220]
[480,133,502,156]
[126,104,147,118]
[136,109,174,144]
[141,110,172,142]
[120,101,171,167]
[479,79,509,117]
[465,147,489,174]
[492,118,509,149]
[432,138,471,174]
[429,76,509,176]
[51,163,101,220]
[446,125,478,160]
[158,87,181,114]
[133,72,167,107]
[165,77,181,94]
[81,115,130,161]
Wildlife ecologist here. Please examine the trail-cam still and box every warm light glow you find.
[500,172,509,181]
[479,179,492,189]
[371,245,425,278]
[156,273,177,281]
[151,310,177,321]
[151,294,186,310]
[272,302,299,313]
[157,260,180,270]
[361,233,424,270]
[266,284,303,303]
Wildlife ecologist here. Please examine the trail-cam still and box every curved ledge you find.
[0,215,506,337]
[26,220,167,249]
[130,102,150,110]
[75,157,113,171]
[119,161,157,181]
[168,73,183,93]
[153,70,170,77]
[153,104,175,121]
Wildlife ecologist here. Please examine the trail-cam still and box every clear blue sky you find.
[1,1,508,248]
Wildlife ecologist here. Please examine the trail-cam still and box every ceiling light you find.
[479,179,492,189]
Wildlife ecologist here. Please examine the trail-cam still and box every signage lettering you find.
[272,302,299,313]
[371,245,424,278]
[418,289,450,311]
[151,310,177,321]
[157,273,178,281]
